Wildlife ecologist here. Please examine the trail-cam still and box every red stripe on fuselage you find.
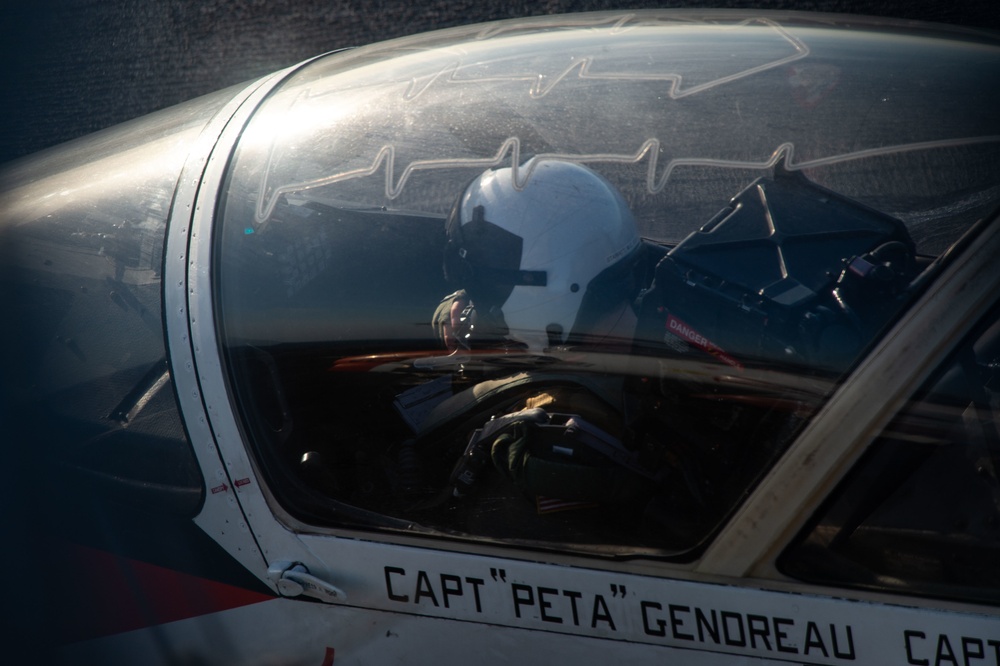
[56,542,274,644]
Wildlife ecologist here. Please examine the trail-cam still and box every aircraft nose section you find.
[0,87,246,514]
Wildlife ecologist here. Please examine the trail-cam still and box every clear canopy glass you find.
[216,12,1000,557]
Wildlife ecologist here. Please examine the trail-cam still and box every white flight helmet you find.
[444,159,641,352]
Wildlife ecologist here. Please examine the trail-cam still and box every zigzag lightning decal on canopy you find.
[253,135,1000,223]
[404,18,809,101]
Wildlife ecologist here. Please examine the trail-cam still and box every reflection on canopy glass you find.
[215,13,1000,558]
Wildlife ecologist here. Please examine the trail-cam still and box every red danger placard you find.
[666,314,744,371]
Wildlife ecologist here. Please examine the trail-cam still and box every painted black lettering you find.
[669,604,694,641]
[805,622,830,658]
[414,570,439,606]
[747,614,772,651]
[722,611,747,647]
[936,634,959,666]
[641,601,667,637]
[563,590,583,626]
[905,630,929,666]
[961,637,984,666]
[696,608,719,644]
[538,587,562,624]
[385,566,408,603]
[440,574,462,609]
[512,583,534,619]
[774,617,798,654]
[465,577,484,613]
[988,640,1000,664]
[831,624,856,661]
[591,594,616,631]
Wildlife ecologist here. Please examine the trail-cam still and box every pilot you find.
[434,158,647,353]
[422,156,920,535]
[430,159,663,509]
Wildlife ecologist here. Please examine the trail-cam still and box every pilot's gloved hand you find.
[432,290,469,351]
[490,419,647,505]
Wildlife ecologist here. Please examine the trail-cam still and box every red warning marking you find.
[665,314,744,370]
[321,647,335,666]
[211,483,229,494]
[234,477,251,488]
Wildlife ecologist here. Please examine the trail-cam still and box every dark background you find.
[1,0,998,166]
